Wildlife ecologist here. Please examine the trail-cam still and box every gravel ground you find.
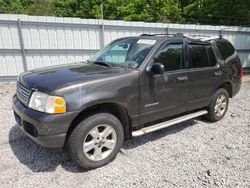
[0,80,249,188]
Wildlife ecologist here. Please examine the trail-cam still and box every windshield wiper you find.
[93,61,113,68]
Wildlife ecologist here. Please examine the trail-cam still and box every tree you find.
[49,0,181,22]
[116,0,151,21]
[23,0,52,16]
[0,0,24,14]
[0,0,249,26]
[183,0,250,26]
[148,0,182,22]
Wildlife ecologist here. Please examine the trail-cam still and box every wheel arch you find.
[217,81,233,98]
[65,102,132,145]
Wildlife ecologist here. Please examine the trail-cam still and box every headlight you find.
[29,91,66,114]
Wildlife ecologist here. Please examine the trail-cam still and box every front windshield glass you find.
[89,38,156,68]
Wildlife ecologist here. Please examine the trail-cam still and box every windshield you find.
[89,38,156,68]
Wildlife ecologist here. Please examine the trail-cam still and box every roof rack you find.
[140,32,223,41]
[200,36,221,41]
[140,33,186,38]
[140,33,174,37]
[183,34,221,41]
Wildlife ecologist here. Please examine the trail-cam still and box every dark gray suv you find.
[13,33,242,169]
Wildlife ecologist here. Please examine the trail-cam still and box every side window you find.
[126,43,153,64]
[216,41,235,60]
[188,45,216,68]
[189,45,209,68]
[155,43,183,71]
[207,46,217,66]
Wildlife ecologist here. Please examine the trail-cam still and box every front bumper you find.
[12,95,78,148]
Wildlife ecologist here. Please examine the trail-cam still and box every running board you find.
[132,110,208,137]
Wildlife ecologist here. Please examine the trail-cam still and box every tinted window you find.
[207,46,217,66]
[155,44,183,71]
[188,45,216,68]
[189,45,209,68]
[216,41,235,60]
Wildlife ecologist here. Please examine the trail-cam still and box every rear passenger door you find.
[186,43,222,108]
[139,41,190,124]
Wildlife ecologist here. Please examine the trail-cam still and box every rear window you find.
[188,45,217,68]
[216,41,235,60]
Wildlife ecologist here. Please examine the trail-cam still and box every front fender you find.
[51,73,140,118]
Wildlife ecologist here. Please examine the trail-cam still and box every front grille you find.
[16,82,32,106]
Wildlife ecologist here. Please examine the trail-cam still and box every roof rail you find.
[140,32,222,41]
[140,33,174,37]
[184,35,222,41]
[140,33,186,38]
[182,34,222,41]
[200,36,221,41]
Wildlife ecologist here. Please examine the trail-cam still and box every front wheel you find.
[204,88,229,122]
[67,113,124,169]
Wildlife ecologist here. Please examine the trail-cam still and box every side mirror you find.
[147,63,164,75]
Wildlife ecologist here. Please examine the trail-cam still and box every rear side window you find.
[188,45,217,68]
[216,41,235,60]
[155,43,183,71]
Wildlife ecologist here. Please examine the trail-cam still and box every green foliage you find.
[0,0,24,14]
[148,0,181,22]
[0,0,249,26]
[117,0,151,21]
[183,0,250,26]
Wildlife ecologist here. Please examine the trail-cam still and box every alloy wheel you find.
[214,94,227,117]
[83,124,117,161]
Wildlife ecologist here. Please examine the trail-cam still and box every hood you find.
[18,63,129,92]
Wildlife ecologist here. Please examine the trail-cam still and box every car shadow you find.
[9,125,82,173]
[123,118,199,150]
[9,118,200,173]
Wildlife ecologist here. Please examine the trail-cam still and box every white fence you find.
[0,14,250,79]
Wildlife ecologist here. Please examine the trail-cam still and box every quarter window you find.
[154,43,183,71]
[216,41,235,60]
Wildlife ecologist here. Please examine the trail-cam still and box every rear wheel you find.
[205,88,229,122]
[67,113,124,169]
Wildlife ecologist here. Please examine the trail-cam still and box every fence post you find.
[17,19,27,72]
[100,4,105,48]
[100,21,105,48]
[166,27,169,35]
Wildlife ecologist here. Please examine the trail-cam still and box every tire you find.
[204,88,229,122]
[67,113,124,169]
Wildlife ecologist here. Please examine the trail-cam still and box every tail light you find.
[240,67,243,80]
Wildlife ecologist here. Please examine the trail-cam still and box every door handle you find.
[177,76,188,81]
[214,71,222,76]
